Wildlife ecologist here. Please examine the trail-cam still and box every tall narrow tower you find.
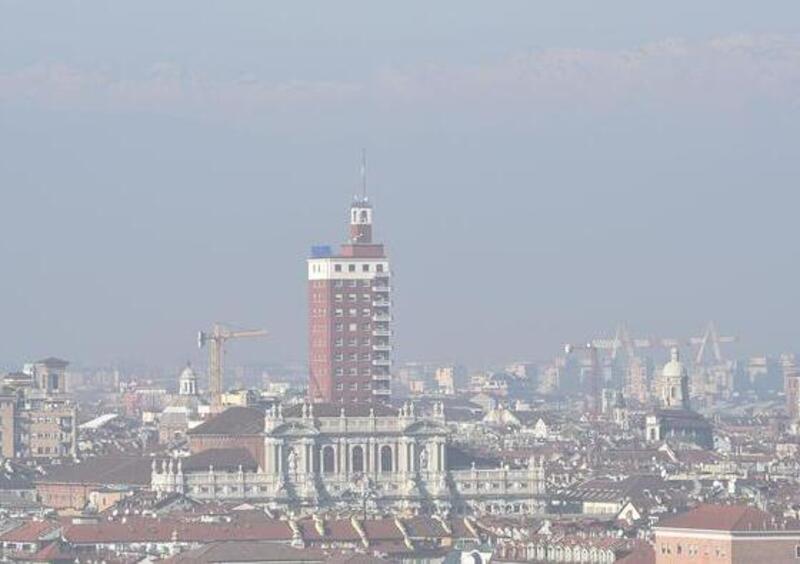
[308,158,392,404]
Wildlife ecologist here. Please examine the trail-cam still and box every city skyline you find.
[3,4,800,563]
[1,2,799,369]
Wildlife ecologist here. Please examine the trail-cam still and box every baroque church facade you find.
[645,348,714,449]
[152,401,545,515]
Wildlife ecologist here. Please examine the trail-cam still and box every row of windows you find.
[334,308,372,317]
[335,293,372,303]
[309,322,373,337]
[29,416,71,424]
[335,382,372,391]
[31,432,70,440]
[336,337,371,346]
[333,263,385,273]
[659,544,727,558]
[310,279,371,289]
[334,280,371,288]
[337,323,371,333]
[335,353,372,361]
[335,368,373,377]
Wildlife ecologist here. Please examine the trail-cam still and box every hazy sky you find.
[1,1,799,369]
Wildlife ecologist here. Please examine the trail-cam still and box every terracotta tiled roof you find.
[616,541,656,564]
[0,520,60,542]
[63,517,294,544]
[296,518,360,542]
[188,406,265,436]
[28,540,76,562]
[402,517,448,538]
[361,519,403,540]
[325,554,391,564]
[658,504,797,532]
[37,456,152,486]
[166,541,326,563]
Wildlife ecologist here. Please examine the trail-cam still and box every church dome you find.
[180,364,196,381]
[662,348,685,379]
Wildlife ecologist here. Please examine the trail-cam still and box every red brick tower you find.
[308,164,391,404]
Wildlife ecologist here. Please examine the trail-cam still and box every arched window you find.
[322,446,335,474]
[380,445,393,473]
[352,445,364,473]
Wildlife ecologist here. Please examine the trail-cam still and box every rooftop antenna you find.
[360,148,367,201]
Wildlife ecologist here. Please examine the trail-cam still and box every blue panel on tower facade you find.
[310,245,333,258]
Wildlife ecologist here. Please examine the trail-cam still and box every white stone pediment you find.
[403,419,449,436]
[270,421,320,437]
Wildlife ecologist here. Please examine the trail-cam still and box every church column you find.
[397,440,406,475]
[263,439,273,475]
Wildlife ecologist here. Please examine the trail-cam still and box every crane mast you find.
[198,323,268,413]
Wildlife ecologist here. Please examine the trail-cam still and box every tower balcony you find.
[372,284,391,293]
[372,329,392,337]
[372,358,391,367]
[372,300,391,307]
[372,314,392,323]
[372,344,392,352]
[372,387,391,396]
[372,373,392,381]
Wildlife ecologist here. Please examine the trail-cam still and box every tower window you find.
[348,264,355,272]
[362,264,370,272]
[376,264,384,273]
[334,264,342,272]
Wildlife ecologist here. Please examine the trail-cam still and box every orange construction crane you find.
[198,323,267,412]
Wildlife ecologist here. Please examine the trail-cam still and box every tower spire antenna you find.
[360,148,367,201]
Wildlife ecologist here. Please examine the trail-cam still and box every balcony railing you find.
[372,344,392,352]
[372,314,392,322]
[372,300,391,307]
[372,358,391,367]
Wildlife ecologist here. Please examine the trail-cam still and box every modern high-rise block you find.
[308,196,391,403]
